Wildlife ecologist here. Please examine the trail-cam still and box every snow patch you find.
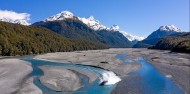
[159,25,182,32]
[119,31,145,41]
[110,25,120,31]
[44,11,74,22]
[79,16,108,31]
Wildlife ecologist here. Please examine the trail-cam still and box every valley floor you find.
[0,48,189,94]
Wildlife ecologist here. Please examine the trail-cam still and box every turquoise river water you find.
[116,53,184,94]
[21,53,184,94]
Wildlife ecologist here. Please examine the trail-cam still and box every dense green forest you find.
[149,33,190,53]
[0,21,108,56]
[33,18,132,48]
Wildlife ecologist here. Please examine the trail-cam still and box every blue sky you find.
[0,0,189,36]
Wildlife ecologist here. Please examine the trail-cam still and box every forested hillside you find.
[33,18,102,42]
[33,18,132,48]
[150,32,190,53]
[0,21,108,56]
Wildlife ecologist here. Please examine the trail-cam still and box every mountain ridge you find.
[119,31,145,44]
[33,18,132,48]
[44,11,109,31]
[43,10,144,44]
[133,25,184,48]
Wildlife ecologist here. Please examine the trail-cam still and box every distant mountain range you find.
[44,11,120,31]
[0,10,189,54]
[44,11,144,42]
[0,10,145,45]
[33,11,133,48]
[133,25,184,48]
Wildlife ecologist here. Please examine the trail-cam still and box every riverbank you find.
[0,59,42,94]
[34,49,141,93]
[111,48,190,94]
[144,51,190,94]
[0,48,189,94]
[34,49,141,77]
[34,48,189,94]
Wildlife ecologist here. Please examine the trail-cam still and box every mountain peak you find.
[110,25,120,31]
[43,10,123,31]
[60,11,74,18]
[79,16,107,31]
[87,16,95,21]
[44,10,74,22]
[159,25,182,32]
[119,31,145,41]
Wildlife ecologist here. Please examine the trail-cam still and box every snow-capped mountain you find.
[44,11,74,22]
[79,16,108,31]
[44,11,121,31]
[133,25,184,48]
[119,31,145,45]
[145,25,183,40]
[0,18,30,25]
[79,17,121,31]
[43,10,144,43]
[44,11,107,31]
[158,25,182,32]
[119,31,145,41]
[110,25,120,31]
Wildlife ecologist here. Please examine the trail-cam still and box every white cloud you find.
[0,10,31,25]
[0,10,30,20]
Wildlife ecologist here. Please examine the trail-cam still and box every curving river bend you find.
[22,53,184,94]
[22,58,118,94]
